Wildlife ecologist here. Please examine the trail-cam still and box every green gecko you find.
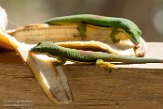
[30,41,162,69]
[45,14,141,46]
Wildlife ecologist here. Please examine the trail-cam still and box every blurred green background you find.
[0,0,163,42]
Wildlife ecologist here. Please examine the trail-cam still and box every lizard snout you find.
[30,47,41,53]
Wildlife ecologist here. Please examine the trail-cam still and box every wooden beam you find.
[0,42,163,109]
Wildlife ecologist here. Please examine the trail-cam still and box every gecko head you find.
[124,27,144,56]
[121,18,142,45]
[30,41,54,53]
[126,28,142,45]
[121,19,146,56]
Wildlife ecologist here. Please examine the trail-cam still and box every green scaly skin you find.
[45,14,141,45]
[30,41,163,67]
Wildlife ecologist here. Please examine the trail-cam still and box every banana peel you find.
[3,23,147,57]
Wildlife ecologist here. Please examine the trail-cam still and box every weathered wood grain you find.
[0,42,163,109]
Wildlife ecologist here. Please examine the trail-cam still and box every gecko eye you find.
[128,30,132,35]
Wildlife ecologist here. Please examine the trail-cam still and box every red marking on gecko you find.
[79,50,93,56]
[94,15,104,20]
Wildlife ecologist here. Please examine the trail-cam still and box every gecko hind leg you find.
[96,59,116,70]
[74,22,86,40]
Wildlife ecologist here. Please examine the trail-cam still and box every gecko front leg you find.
[110,28,122,43]
[74,22,86,40]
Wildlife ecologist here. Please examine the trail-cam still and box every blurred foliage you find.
[0,0,163,42]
